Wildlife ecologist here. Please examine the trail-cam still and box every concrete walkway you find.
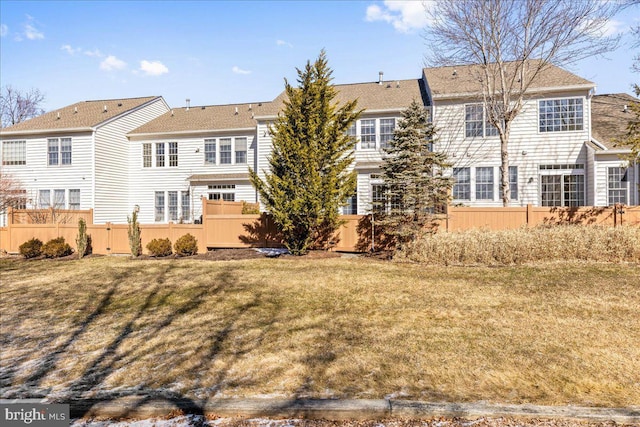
[61,398,640,425]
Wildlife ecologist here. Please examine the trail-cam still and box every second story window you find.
[143,142,177,168]
[379,119,395,149]
[360,119,376,149]
[539,98,583,132]
[204,139,216,164]
[2,140,26,165]
[156,143,165,167]
[48,138,72,166]
[465,105,499,138]
[143,143,152,167]
[168,142,178,167]
[235,137,247,164]
[219,138,232,164]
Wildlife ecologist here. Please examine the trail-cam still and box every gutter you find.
[128,127,256,138]
[430,84,595,101]
[0,127,93,136]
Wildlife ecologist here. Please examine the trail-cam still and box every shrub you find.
[76,218,90,259]
[146,238,173,257]
[174,233,198,256]
[127,210,142,257]
[242,201,260,215]
[42,237,73,258]
[19,238,43,259]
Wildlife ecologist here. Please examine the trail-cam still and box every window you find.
[155,191,165,222]
[2,140,26,165]
[204,139,216,164]
[343,194,358,215]
[69,189,80,210]
[219,138,232,164]
[465,104,500,138]
[360,119,376,149]
[53,189,66,208]
[168,142,178,167]
[47,138,71,166]
[539,98,583,132]
[181,191,190,221]
[379,119,395,148]
[168,191,178,221]
[608,167,628,205]
[208,184,235,201]
[541,174,584,207]
[143,143,152,168]
[509,166,518,201]
[465,104,483,137]
[48,139,59,166]
[347,124,356,138]
[235,137,247,164]
[371,184,386,213]
[39,190,51,208]
[453,167,471,200]
[156,143,165,167]
[475,167,494,200]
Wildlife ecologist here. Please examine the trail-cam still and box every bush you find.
[127,210,142,257]
[19,238,43,259]
[42,237,74,258]
[76,218,90,259]
[146,238,173,257]
[174,233,198,256]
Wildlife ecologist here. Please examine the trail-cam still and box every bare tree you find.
[424,0,621,206]
[0,171,26,213]
[0,85,46,128]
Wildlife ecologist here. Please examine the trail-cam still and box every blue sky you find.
[1,1,638,112]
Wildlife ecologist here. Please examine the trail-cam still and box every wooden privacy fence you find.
[1,202,639,255]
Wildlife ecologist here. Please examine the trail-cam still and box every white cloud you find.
[100,55,127,71]
[61,44,79,55]
[23,15,44,40]
[139,60,169,76]
[232,65,251,75]
[276,39,293,48]
[601,19,625,37]
[0,24,8,37]
[84,49,103,57]
[365,1,430,33]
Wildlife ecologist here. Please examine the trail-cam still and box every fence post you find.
[526,204,533,227]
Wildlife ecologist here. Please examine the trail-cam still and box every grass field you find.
[0,256,638,408]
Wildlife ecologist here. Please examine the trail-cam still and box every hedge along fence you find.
[2,204,640,255]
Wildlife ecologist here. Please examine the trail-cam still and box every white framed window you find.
[540,164,585,207]
[360,119,376,149]
[168,142,178,167]
[53,189,66,209]
[607,167,628,205]
[379,118,395,149]
[539,98,583,132]
[69,189,81,210]
[465,104,499,138]
[142,143,152,168]
[168,191,179,221]
[181,191,190,221]
[156,143,165,167]
[475,167,494,200]
[219,138,232,164]
[453,167,471,200]
[208,184,235,201]
[204,139,216,164]
[47,138,71,166]
[342,194,358,215]
[39,189,51,208]
[2,140,26,165]
[235,137,247,164]
[155,191,165,222]
[509,166,518,201]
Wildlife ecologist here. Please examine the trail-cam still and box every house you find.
[0,96,170,225]
[1,63,637,225]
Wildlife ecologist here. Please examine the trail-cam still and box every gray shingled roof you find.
[129,102,273,135]
[591,93,639,150]
[423,61,594,99]
[0,96,162,134]
[259,78,427,117]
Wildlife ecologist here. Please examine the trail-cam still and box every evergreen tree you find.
[250,51,361,255]
[376,99,453,248]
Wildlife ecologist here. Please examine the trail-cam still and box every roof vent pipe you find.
[103,105,107,112]
[235,107,238,115]
[378,71,384,84]
[186,98,190,111]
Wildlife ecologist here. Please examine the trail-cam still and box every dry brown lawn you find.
[0,256,638,408]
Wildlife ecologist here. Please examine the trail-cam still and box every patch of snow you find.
[254,248,289,257]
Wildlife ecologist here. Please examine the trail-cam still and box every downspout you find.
[91,128,96,222]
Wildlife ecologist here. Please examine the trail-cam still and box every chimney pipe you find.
[186,98,190,111]
[378,71,384,85]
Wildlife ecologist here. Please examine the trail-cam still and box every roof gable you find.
[0,96,162,134]
[591,93,639,150]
